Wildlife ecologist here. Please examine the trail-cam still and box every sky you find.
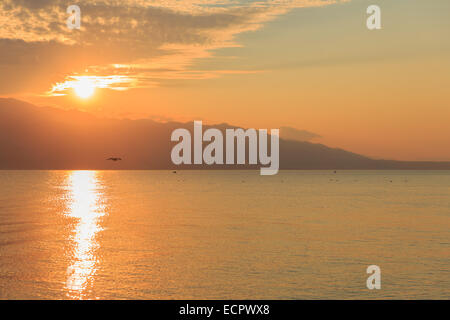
[1,0,449,161]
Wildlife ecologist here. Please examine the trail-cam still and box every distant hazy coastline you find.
[1,98,450,170]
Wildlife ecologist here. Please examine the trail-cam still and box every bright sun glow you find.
[48,75,136,97]
[73,79,95,99]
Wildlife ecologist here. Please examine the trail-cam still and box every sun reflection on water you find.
[64,171,106,299]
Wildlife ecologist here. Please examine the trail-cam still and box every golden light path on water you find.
[64,171,106,299]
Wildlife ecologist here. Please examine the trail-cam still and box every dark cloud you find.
[280,126,321,142]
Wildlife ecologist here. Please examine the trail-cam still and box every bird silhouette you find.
[106,157,122,161]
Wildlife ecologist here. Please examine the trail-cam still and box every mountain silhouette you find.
[1,98,449,170]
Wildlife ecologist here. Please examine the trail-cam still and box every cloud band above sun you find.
[0,0,346,95]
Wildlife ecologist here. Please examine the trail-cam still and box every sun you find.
[73,79,95,99]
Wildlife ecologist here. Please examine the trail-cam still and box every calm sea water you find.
[0,170,449,299]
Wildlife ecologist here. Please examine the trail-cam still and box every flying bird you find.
[106,157,122,162]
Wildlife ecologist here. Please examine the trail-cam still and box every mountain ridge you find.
[1,98,450,170]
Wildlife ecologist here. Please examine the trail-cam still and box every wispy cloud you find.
[47,75,140,96]
[0,0,347,94]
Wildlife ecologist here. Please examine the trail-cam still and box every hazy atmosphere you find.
[0,0,449,302]
[1,0,449,161]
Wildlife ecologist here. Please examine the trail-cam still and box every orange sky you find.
[1,0,449,161]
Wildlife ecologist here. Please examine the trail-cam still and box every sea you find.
[0,170,449,299]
